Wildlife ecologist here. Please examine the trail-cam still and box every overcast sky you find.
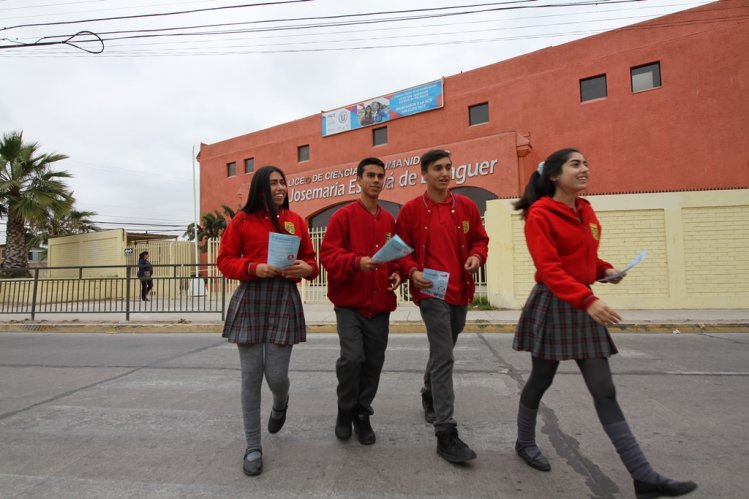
[0,0,713,243]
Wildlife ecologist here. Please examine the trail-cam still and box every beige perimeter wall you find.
[485,190,749,310]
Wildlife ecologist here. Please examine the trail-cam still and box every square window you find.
[244,157,254,174]
[298,144,310,162]
[226,161,236,177]
[373,127,388,146]
[631,62,661,92]
[580,74,607,102]
[469,102,489,125]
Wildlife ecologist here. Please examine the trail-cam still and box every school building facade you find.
[198,0,749,309]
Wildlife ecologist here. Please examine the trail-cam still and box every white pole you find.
[191,145,200,272]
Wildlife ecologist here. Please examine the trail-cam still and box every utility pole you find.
[191,145,200,273]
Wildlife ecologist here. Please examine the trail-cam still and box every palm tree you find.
[0,131,73,277]
[184,204,236,252]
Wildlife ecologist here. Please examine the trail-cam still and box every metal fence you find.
[207,228,487,304]
[1,231,488,320]
[0,264,228,321]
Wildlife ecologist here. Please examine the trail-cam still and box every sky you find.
[0,0,715,243]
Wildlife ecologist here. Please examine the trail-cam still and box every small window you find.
[373,127,388,146]
[631,62,661,93]
[297,144,310,162]
[226,161,236,177]
[469,102,489,126]
[244,157,254,174]
[580,74,607,102]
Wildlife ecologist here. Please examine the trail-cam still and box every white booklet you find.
[267,232,301,270]
[598,250,648,282]
[372,234,414,263]
[420,268,450,300]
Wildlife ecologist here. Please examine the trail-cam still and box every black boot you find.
[352,407,376,445]
[436,426,476,463]
[335,406,353,441]
[421,390,436,424]
[634,478,697,499]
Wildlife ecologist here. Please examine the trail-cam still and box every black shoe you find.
[634,478,697,499]
[436,427,477,463]
[242,449,263,476]
[353,409,376,445]
[421,391,436,424]
[515,441,551,472]
[335,406,353,441]
[267,397,288,434]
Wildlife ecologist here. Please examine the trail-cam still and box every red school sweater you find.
[524,196,612,310]
[216,209,319,282]
[319,201,400,318]
[395,192,489,306]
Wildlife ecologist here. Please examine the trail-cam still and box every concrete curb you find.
[0,321,746,334]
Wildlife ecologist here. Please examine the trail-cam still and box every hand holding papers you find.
[420,268,450,300]
[372,234,413,263]
[267,232,301,270]
[598,250,647,282]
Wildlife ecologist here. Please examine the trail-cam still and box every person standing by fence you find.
[319,157,402,446]
[511,148,696,498]
[137,251,153,302]
[217,165,318,477]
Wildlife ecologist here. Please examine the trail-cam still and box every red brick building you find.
[198,0,749,228]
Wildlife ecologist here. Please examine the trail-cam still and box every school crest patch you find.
[589,223,599,240]
[462,221,470,234]
[285,221,296,234]
[385,232,392,241]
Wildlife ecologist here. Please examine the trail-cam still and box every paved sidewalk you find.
[0,302,747,333]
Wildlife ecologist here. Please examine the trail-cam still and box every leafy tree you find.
[184,204,236,252]
[28,208,100,249]
[0,131,73,277]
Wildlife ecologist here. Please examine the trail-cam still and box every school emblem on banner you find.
[589,223,599,240]
[462,221,470,234]
[285,221,295,234]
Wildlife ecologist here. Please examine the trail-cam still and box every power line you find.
[0,0,314,31]
[0,0,645,50]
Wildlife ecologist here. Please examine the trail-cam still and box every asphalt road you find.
[1,331,746,498]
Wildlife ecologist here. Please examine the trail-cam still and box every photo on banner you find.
[322,79,444,137]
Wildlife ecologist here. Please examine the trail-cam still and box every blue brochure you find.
[267,232,301,270]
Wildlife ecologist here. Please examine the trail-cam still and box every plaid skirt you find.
[222,277,306,345]
[513,283,617,360]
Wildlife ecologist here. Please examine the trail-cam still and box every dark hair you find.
[138,251,148,260]
[241,165,289,233]
[513,148,581,219]
[420,149,451,173]
[356,157,385,177]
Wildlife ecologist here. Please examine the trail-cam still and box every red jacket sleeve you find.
[216,216,255,281]
[467,203,489,264]
[525,212,596,309]
[394,203,419,278]
[319,210,357,280]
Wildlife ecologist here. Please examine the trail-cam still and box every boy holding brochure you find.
[319,157,405,445]
[395,149,489,464]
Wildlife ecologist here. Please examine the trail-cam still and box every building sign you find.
[124,248,134,256]
[321,79,444,137]
[286,154,498,204]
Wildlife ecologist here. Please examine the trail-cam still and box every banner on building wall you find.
[321,79,444,137]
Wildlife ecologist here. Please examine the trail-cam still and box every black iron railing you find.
[0,264,229,321]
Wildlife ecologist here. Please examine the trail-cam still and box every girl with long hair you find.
[217,165,318,477]
[512,148,697,499]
